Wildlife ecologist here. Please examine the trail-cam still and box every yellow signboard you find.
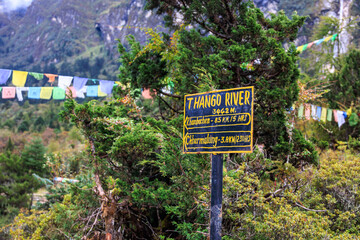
[183,87,254,154]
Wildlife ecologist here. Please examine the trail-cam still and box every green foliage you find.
[7,174,98,240]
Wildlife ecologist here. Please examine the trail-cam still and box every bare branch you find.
[294,202,328,212]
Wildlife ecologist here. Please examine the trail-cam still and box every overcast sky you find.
[0,0,33,13]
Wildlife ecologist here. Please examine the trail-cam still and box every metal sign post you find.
[210,154,223,240]
[183,87,254,239]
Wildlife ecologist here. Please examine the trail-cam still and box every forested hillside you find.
[1,0,360,239]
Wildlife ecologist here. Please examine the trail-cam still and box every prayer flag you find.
[99,80,114,94]
[302,44,308,52]
[73,77,88,91]
[331,33,338,42]
[305,104,311,120]
[311,105,317,119]
[58,76,73,90]
[66,86,76,98]
[307,42,315,49]
[0,69,12,85]
[324,35,332,42]
[28,87,41,99]
[333,110,338,122]
[316,106,322,121]
[12,70,28,87]
[320,107,327,122]
[86,85,98,97]
[349,113,359,127]
[316,38,325,45]
[53,87,66,100]
[346,108,352,116]
[297,46,303,52]
[76,86,86,98]
[298,104,304,118]
[98,86,107,97]
[337,111,345,128]
[2,87,16,99]
[16,87,29,101]
[327,108,332,122]
[44,74,58,84]
[29,72,44,80]
[40,87,53,100]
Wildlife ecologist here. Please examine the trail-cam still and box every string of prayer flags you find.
[29,72,44,80]
[294,104,356,128]
[58,76,73,90]
[16,87,29,101]
[73,77,88,91]
[2,87,16,99]
[0,69,12,85]
[99,80,114,94]
[53,177,79,183]
[86,85,98,97]
[40,87,53,100]
[297,33,338,53]
[53,87,66,100]
[28,87,41,99]
[12,70,28,87]
[0,68,121,101]
[44,74,57,84]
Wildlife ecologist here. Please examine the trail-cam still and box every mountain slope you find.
[0,0,358,80]
[0,0,163,80]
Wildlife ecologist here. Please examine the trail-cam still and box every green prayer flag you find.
[302,44,308,52]
[29,72,44,80]
[0,87,2,92]
[53,87,65,100]
[349,113,359,127]
[298,104,304,118]
[331,33,338,42]
[327,108,332,121]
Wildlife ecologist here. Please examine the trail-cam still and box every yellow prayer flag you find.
[346,108,352,116]
[98,86,107,97]
[12,70,28,87]
[40,87,53,100]
[323,36,332,42]
[296,46,303,52]
[320,107,327,122]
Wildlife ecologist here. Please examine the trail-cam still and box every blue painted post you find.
[210,154,223,240]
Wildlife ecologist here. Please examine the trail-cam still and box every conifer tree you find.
[21,138,48,175]
[120,0,317,165]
